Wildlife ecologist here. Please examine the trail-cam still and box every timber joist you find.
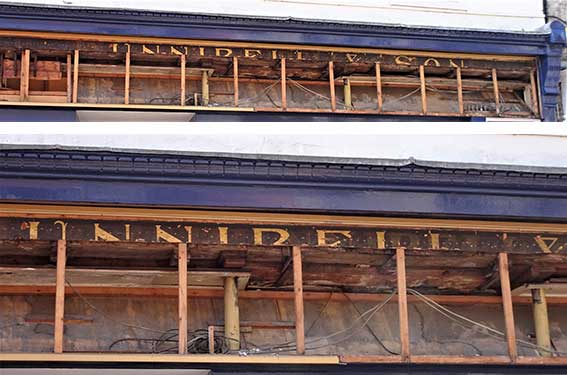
[0,32,540,118]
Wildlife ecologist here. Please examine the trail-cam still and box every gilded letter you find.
[199,47,205,57]
[170,46,184,56]
[424,58,441,67]
[185,226,192,244]
[253,228,290,246]
[317,230,352,247]
[244,49,262,58]
[219,226,229,244]
[346,53,358,63]
[26,221,40,240]
[534,235,559,253]
[376,231,386,249]
[272,50,279,60]
[125,224,131,241]
[430,233,440,249]
[54,220,68,241]
[142,45,156,55]
[156,225,182,243]
[296,51,303,60]
[449,59,465,68]
[111,43,119,53]
[94,223,120,241]
[395,56,415,66]
[215,48,233,57]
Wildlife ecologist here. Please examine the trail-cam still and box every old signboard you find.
[1,218,565,254]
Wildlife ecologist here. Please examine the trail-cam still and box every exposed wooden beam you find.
[329,61,336,112]
[201,70,210,106]
[376,62,383,112]
[456,67,464,115]
[531,288,551,357]
[492,68,500,115]
[178,243,188,355]
[124,46,130,105]
[530,70,540,117]
[343,78,353,110]
[281,58,287,110]
[19,49,30,102]
[499,252,517,362]
[224,276,240,351]
[72,50,79,103]
[293,245,305,355]
[66,53,72,103]
[54,240,66,354]
[180,54,186,107]
[233,57,239,107]
[419,65,427,115]
[396,247,410,362]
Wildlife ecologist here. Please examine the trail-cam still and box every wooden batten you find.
[178,243,188,355]
[66,53,72,103]
[201,70,210,106]
[396,248,410,362]
[419,65,427,115]
[280,58,287,110]
[329,61,336,112]
[343,79,353,110]
[19,49,30,102]
[292,245,305,355]
[375,62,383,112]
[224,276,240,351]
[492,68,500,115]
[54,240,66,354]
[124,46,131,105]
[530,70,540,117]
[456,67,464,115]
[72,50,79,103]
[499,252,517,362]
[233,56,239,107]
[180,54,186,107]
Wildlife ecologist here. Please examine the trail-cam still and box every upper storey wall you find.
[9,0,547,32]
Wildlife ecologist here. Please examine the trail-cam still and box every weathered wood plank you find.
[499,252,517,362]
[54,240,66,354]
[293,245,305,355]
[396,248,410,361]
[178,243,188,355]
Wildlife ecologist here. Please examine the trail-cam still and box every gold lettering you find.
[253,228,290,246]
[111,43,119,53]
[54,220,68,241]
[219,226,229,244]
[272,50,278,60]
[430,233,440,249]
[199,47,205,57]
[376,231,386,249]
[26,221,40,240]
[395,55,415,66]
[449,59,465,68]
[125,224,131,241]
[296,51,303,60]
[346,53,358,63]
[185,226,192,244]
[534,235,559,253]
[317,230,352,247]
[94,223,120,241]
[244,49,262,58]
[156,225,182,243]
[142,45,156,55]
[170,46,184,56]
[424,58,441,67]
[215,48,233,57]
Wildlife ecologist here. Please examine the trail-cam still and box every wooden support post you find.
[344,78,353,110]
[224,276,240,351]
[492,68,500,115]
[530,70,540,117]
[19,49,30,102]
[396,248,410,362]
[201,70,210,106]
[499,252,517,362]
[54,240,66,354]
[281,58,287,110]
[178,243,188,355]
[66,53,72,103]
[72,50,79,104]
[456,67,464,115]
[0,52,4,88]
[329,61,336,112]
[419,65,427,115]
[376,62,383,112]
[293,245,305,355]
[233,57,239,107]
[208,325,215,354]
[531,288,552,357]
[180,54,186,106]
[124,47,131,105]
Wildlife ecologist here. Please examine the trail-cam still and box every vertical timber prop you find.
[178,243,188,355]
[201,70,210,106]
[344,78,353,110]
[492,68,501,116]
[397,248,410,362]
[224,276,240,351]
[180,54,186,106]
[376,62,383,112]
[329,61,336,112]
[293,245,305,355]
[456,67,464,115]
[124,46,131,105]
[531,288,552,357]
[419,65,427,115]
[66,53,72,103]
[281,58,287,111]
[233,57,239,107]
[19,49,30,102]
[530,70,540,118]
[499,252,518,363]
[54,240,66,354]
[72,50,79,104]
